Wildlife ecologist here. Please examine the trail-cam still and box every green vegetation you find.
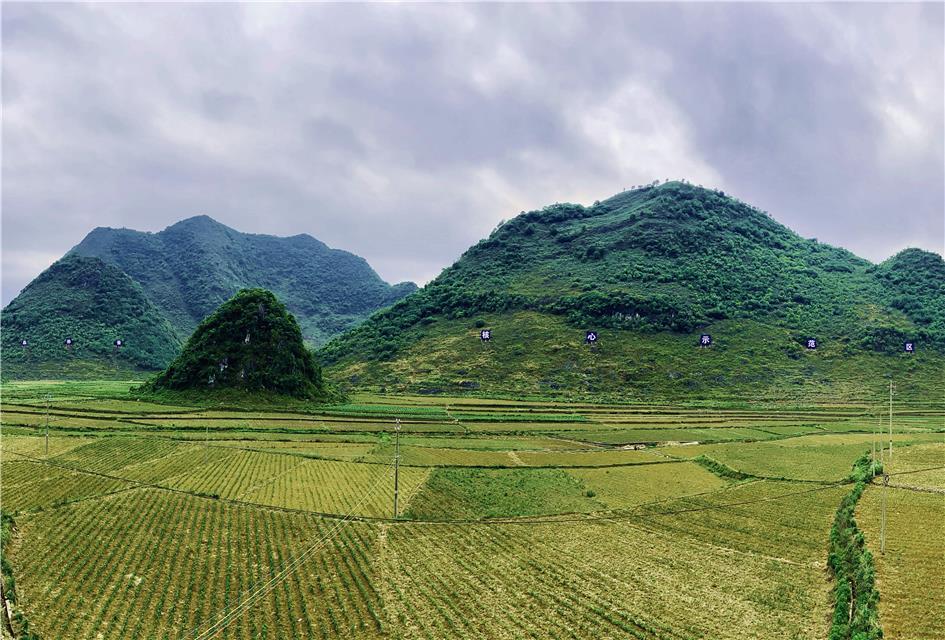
[692,455,755,481]
[143,289,327,400]
[320,182,945,397]
[0,255,181,376]
[3,382,943,639]
[858,480,945,639]
[2,512,39,639]
[827,454,882,640]
[70,214,416,346]
[874,248,945,348]
[404,467,600,519]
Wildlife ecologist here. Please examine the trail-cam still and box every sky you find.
[2,2,943,305]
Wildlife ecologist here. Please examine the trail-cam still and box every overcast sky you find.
[2,2,943,305]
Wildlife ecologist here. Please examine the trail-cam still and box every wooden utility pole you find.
[880,473,889,554]
[45,393,51,457]
[393,418,401,518]
[888,381,893,464]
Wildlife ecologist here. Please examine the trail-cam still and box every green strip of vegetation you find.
[2,512,40,639]
[692,455,755,481]
[827,453,883,640]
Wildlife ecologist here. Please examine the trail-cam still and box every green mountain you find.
[319,181,945,400]
[70,215,417,346]
[145,288,326,400]
[1,255,182,377]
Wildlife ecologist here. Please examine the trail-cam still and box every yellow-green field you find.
[1,380,943,639]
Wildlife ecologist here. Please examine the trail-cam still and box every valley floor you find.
[1,380,942,639]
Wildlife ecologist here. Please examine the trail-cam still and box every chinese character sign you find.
[806,338,818,350]
[700,334,712,346]
[904,341,915,353]
[585,331,598,344]
[480,329,491,342]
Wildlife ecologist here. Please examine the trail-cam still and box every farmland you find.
[1,380,943,639]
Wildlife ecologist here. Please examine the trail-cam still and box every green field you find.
[2,380,943,639]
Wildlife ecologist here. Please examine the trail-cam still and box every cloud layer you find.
[3,2,943,304]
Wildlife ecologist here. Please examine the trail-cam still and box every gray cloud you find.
[2,2,942,304]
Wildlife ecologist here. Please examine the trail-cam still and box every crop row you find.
[9,478,844,640]
[51,436,182,474]
[380,506,831,639]
[0,434,93,458]
[11,489,386,639]
[857,485,945,639]
[0,459,130,513]
[237,459,427,517]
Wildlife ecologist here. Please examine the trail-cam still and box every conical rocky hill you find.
[147,288,326,399]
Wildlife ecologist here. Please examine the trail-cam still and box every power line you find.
[190,462,395,640]
[881,464,945,478]
[405,480,851,527]
[393,418,401,518]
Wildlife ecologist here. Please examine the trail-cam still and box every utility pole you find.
[393,418,401,518]
[888,380,893,464]
[880,473,889,554]
[871,409,877,476]
[44,393,50,457]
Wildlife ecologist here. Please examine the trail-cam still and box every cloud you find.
[2,2,942,305]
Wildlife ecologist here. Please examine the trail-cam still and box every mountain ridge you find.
[69,214,417,346]
[1,255,182,376]
[318,181,945,398]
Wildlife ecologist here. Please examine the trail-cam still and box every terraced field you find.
[1,380,943,639]
[858,483,945,639]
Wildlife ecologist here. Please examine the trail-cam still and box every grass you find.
[2,379,943,639]
[568,461,729,509]
[668,434,945,482]
[404,468,602,520]
[8,490,385,640]
[857,486,945,640]
[327,310,945,402]
[883,441,945,490]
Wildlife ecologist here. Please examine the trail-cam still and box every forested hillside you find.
[70,215,416,345]
[145,288,327,400]
[320,182,945,399]
[1,255,182,377]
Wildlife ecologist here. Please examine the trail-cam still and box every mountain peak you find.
[164,214,232,233]
[146,288,326,399]
[319,183,945,397]
[1,254,181,373]
[65,214,417,351]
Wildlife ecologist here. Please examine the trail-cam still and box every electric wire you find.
[190,461,396,640]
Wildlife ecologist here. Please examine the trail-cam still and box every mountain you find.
[70,215,417,346]
[319,181,945,400]
[874,248,945,344]
[144,289,326,400]
[1,255,182,377]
